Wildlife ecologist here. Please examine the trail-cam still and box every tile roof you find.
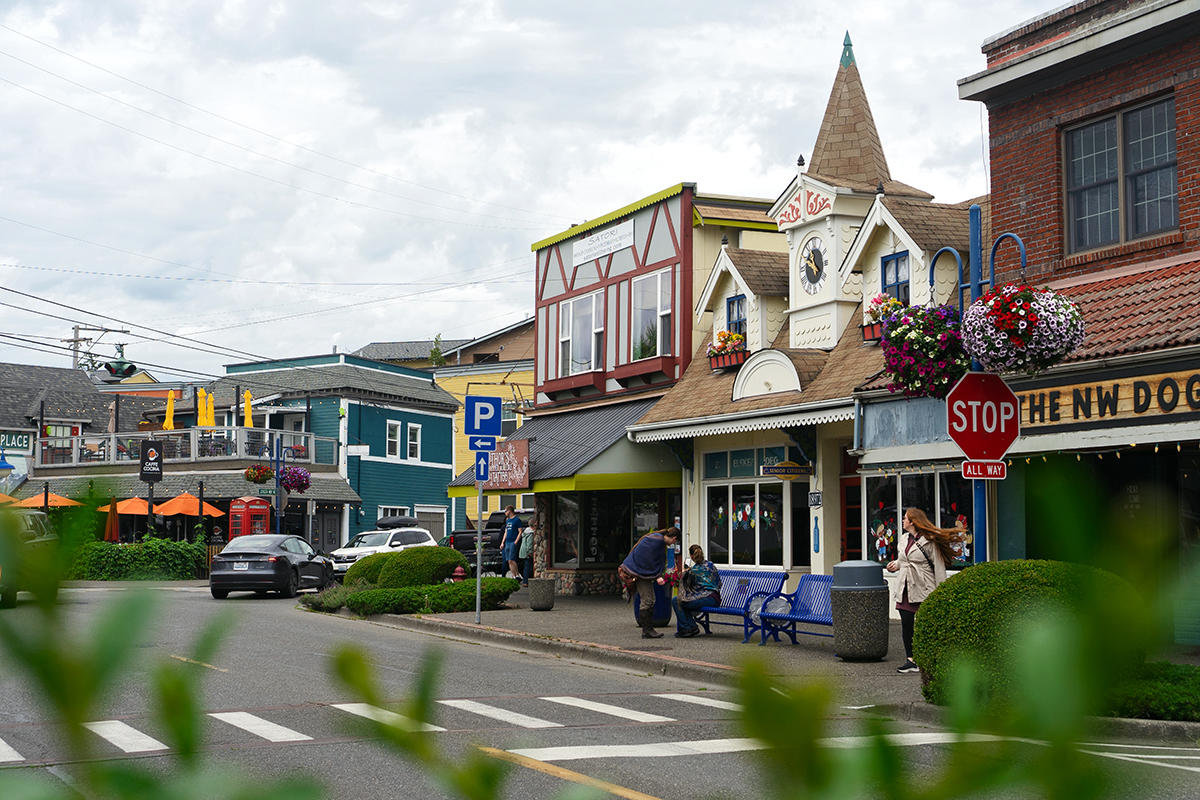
[881,195,991,254]
[450,398,660,485]
[353,340,470,361]
[1053,255,1200,362]
[170,364,458,414]
[0,362,162,432]
[725,248,789,297]
[11,472,361,504]
[632,307,884,431]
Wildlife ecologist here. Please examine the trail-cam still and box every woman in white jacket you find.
[886,508,965,674]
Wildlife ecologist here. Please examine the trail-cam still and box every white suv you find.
[329,516,437,581]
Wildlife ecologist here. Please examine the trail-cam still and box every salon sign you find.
[1011,362,1200,432]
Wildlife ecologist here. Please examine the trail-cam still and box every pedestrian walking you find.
[500,505,522,580]
[671,544,721,638]
[886,508,964,674]
[618,527,681,639]
[518,520,534,586]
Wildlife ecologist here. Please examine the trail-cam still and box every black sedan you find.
[209,535,334,599]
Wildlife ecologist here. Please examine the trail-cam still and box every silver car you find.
[329,517,437,580]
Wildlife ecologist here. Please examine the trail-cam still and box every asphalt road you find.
[1,585,1199,800]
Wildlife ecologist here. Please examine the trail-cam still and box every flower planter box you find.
[708,350,749,370]
[862,322,884,342]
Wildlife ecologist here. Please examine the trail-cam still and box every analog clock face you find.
[799,236,829,295]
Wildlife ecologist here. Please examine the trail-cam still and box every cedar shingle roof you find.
[882,195,991,253]
[0,362,161,432]
[1055,255,1200,362]
[632,306,883,430]
[693,201,774,226]
[725,248,789,297]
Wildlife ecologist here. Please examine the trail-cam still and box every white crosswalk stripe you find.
[83,721,168,753]
[511,737,767,761]
[208,712,312,742]
[333,703,445,732]
[652,693,741,712]
[437,699,562,729]
[0,736,25,763]
[541,696,675,723]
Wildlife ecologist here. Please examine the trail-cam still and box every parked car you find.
[0,510,60,608]
[209,534,333,599]
[440,509,533,576]
[329,516,437,581]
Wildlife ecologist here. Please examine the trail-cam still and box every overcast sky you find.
[0,0,1056,382]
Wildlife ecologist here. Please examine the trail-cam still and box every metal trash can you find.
[831,560,890,661]
[528,578,555,611]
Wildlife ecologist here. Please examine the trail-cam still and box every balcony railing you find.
[36,428,339,469]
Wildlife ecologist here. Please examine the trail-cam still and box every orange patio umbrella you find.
[154,492,224,517]
[98,497,156,515]
[0,492,16,504]
[12,493,84,508]
[103,498,119,542]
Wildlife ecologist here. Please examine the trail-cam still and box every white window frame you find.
[558,291,604,377]
[407,423,421,460]
[386,421,402,458]
[378,505,409,521]
[631,269,672,361]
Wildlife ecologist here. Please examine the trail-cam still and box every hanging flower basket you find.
[879,304,971,399]
[243,464,274,484]
[280,466,311,494]
[961,283,1085,375]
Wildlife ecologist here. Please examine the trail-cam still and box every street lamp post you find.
[258,436,297,535]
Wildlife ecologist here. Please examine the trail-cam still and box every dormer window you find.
[631,270,672,361]
[882,252,910,304]
[559,292,603,376]
[726,295,746,338]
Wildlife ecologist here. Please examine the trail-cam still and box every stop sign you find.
[946,373,1020,461]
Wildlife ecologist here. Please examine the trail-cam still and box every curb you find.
[368,613,742,687]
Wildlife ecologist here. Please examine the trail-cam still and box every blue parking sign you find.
[475,452,490,482]
[465,396,502,437]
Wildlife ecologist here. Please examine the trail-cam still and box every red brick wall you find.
[987,35,1200,285]
[983,0,1136,65]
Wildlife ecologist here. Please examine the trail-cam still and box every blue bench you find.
[692,569,788,643]
[755,573,834,645]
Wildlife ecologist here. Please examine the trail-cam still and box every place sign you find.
[0,431,32,451]
[761,460,814,480]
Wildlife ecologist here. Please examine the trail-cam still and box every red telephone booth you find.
[229,496,272,538]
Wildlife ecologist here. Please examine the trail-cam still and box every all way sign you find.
[962,460,1007,480]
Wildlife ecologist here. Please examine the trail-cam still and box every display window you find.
[863,469,973,568]
[703,445,803,568]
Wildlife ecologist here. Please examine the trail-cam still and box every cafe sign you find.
[0,431,33,452]
[1011,361,1200,432]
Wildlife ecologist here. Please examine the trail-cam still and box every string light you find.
[1155,444,1160,453]
[1076,454,1081,461]
[1179,443,1183,452]
[1116,451,1121,458]
[1098,453,1103,459]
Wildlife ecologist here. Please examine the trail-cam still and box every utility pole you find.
[62,326,131,369]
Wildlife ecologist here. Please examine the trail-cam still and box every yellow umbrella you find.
[196,388,208,426]
[163,392,175,431]
[207,392,216,427]
[243,390,253,428]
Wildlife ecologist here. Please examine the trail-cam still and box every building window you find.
[631,270,672,361]
[501,402,518,438]
[726,295,746,338]
[1067,96,1177,253]
[378,505,409,520]
[881,252,910,304]
[559,292,603,376]
[702,446,801,568]
[861,469,973,568]
[407,424,421,460]
[386,422,401,457]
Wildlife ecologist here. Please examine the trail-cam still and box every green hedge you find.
[377,546,469,589]
[342,551,399,585]
[67,539,208,581]
[299,580,369,613]
[1105,661,1200,721]
[345,578,520,616]
[914,559,1147,709]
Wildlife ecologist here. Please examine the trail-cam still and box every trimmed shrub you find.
[346,578,520,616]
[299,580,369,612]
[914,560,1147,709]
[67,539,208,580]
[377,546,469,589]
[1105,661,1200,721]
[342,551,400,586]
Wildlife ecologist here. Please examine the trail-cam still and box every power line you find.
[0,23,579,224]
[0,74,550,233]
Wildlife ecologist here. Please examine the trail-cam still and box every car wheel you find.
[211,587,229,599]
[0,588,17,609]
[280,569,298,598]
[320,567,335,590]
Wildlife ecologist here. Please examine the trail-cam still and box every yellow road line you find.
[169,654,228,673]
[478,746,662,800]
